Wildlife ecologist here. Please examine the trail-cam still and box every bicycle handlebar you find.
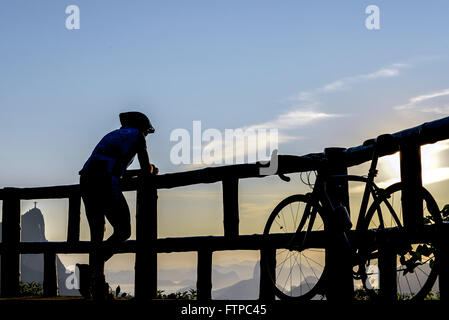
[278,173,291,182]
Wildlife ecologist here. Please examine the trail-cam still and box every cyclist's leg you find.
[80,175,108,299]
[103,177,131,262]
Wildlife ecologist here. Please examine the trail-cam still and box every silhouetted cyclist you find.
[78,111,158,300]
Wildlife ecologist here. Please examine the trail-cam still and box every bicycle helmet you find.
[119,111,155,134]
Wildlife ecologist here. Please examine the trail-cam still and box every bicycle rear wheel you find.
[263,194,327,300]
[359,182,441,300]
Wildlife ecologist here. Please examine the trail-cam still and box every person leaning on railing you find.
[77,111,158,300]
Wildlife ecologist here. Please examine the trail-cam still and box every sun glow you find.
[379,141,449,187]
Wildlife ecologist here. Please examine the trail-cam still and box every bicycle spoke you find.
[397,272,402,296]
[273,216,285,232]
[404,272,413,296]
[299,252,325,268]
[276,251,293,279]
[281,255,296,293]
[281,212,288,233]
[289,254,292,293]
[289,202,297,231]
[382,197,402,227]
[414,270,422,290]
[416,265,430,277]
[276,248,289,256]
[301,252,320,281]
[293,252,313,291]
[295,201,301,230]
[265,195,326,300]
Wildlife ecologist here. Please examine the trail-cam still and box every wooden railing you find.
[1,116,449,301]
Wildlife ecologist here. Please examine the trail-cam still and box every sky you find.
[1,1,449,281]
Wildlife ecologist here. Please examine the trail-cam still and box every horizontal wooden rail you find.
[0,185,79,200]
[1,223,445,255]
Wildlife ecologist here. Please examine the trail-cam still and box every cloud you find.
[371,167,449,190]
[249,110,342,130]
[245,65,405,134]
[195,109,341,166]
[349,140,449,194]
[394,88,449,113]
[292,63,407,103]
[194,63,407,166]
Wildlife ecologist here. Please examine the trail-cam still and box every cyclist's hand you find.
[151,164,159,175]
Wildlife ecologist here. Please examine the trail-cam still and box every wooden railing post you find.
[43,251,57,297]
[222,178,239,238]
[197,249,212,300]
[439,225,449,301]
[1,188,21,297]
[134,177,158,300]
[323,148,354,302]
[378,236,397,302]
[67,189,81,244]
[399,143,423,231]
[259,248,276,300]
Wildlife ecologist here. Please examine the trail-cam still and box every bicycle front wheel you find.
[359,182,442,300]
[263,194,327,300]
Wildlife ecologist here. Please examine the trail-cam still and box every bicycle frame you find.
[296,144,403,248]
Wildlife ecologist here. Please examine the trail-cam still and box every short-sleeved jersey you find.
[79,127,147,177]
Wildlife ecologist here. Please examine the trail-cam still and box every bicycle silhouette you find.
[264,134,442,301]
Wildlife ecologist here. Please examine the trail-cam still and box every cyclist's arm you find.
[137,134,158,175]
[137,148,157,175]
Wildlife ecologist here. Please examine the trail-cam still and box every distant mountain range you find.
[106,264,244,295]
[212,261,260,299]
[106,261,263,299]
[107,255,323,299]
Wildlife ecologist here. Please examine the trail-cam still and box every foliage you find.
[355,288,440,300]
[112,285,132,299]
[424,291,440,300]
[156,289,197,300]
[399,244,434,275]
[353,288,373,300]
[18,281,43,297]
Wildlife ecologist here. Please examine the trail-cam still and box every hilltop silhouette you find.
[212,261,261,299]
[0,205,79,296]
